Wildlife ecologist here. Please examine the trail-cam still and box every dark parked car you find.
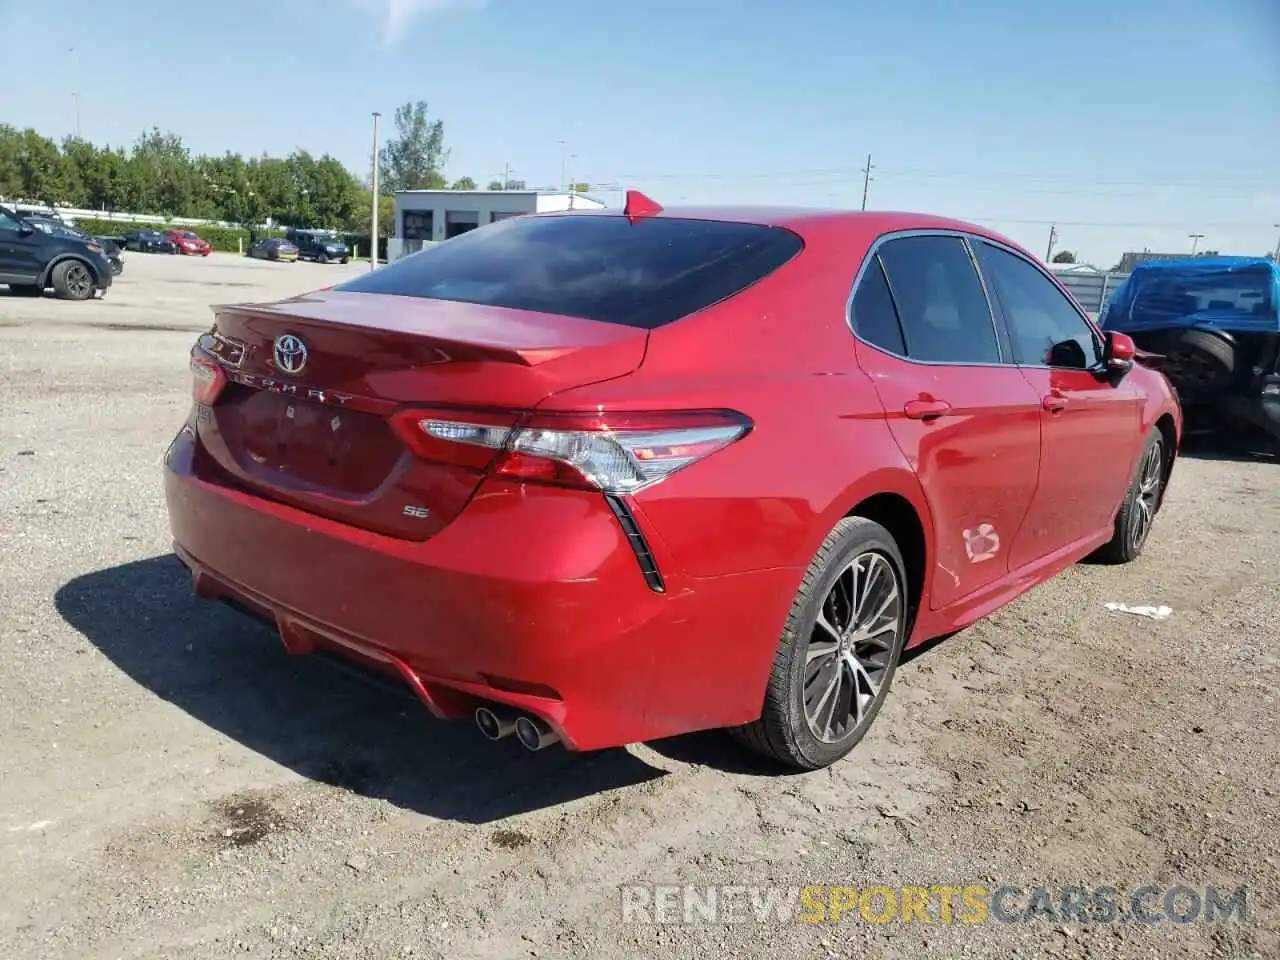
[1100,257,1280,447]
[23,216,124,276]
[121,230,178,254]
[246,237,299,262]
[285,228,350,263]
[0,204,114,299]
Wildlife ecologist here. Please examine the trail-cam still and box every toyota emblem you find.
[273,333,308,375]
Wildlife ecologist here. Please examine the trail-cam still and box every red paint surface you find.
[164,208,1181,751]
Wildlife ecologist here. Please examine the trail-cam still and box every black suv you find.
[24,215,124,276]
[285,228,350,263]
[0,205,114,300]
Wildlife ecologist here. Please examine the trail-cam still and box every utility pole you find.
[1188,232,1204,256]
[860,153,874,211]
[370,111,381,271]
[1272,223,1279,263]
[503,161,511,189]
[1045,224,1058,262]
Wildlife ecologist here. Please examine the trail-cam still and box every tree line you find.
[0,100,589,233]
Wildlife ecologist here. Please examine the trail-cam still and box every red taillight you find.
[388,408,519,470]
[389,407,751,494]
[190,354,227,405]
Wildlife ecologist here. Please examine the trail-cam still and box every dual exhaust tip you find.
[475,705,560,751]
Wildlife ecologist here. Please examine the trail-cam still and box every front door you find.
[971,239,1144,568]
[0,209,44,284]
[849,233,1043,610]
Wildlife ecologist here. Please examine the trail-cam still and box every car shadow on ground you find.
[1176,426,1278,464]
[55,554,671,824]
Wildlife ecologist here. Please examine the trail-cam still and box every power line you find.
[956,216,1266,229]
[589,164,1277,190]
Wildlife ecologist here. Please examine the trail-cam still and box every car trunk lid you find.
[194,290,647,540]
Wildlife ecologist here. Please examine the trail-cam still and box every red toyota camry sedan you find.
[164,193,1181,771]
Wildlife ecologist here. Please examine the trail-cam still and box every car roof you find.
[544,206,1035,260]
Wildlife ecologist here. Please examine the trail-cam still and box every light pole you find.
[370,111,381,270]
[1272,224,1279,263]
[559,141,577,193]
[1188,232,1205,256]
[68,47,80,138]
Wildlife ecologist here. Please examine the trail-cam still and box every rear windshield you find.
[1131,267,1273,321]
[335,214,803,329]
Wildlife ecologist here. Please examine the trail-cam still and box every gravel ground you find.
[1,253,1277,960]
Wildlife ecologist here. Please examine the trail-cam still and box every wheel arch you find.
[1153,411,1178,507]
[845,490,929,636]
[40,253,103,288]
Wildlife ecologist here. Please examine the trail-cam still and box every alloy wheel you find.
[66,264,92,299]
[1128,440,1164,551]
[802,551,903,743]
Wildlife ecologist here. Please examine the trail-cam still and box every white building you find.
[389,189,607,260]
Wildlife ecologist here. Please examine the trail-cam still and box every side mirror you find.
[17,221,34,236]
[1106,331,1136,372]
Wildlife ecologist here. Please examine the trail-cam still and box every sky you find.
[1,0,1277,267]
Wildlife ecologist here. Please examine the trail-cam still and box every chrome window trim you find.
[843,228,1013,369]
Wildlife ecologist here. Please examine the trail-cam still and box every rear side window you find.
[850,256,906,355]
[335,215,803,329]
[876,236,1001,364]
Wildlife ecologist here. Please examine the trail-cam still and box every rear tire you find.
[1092,429,1167,564]
[51,260,96,301]
[730,517,910,771]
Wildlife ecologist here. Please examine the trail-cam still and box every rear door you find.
[971,239,1143,566]
[850,233,1042,610]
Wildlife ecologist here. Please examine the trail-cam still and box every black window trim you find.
[969,236,1108,372]
[844,228,1012,368]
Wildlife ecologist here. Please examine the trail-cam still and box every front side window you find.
[0,210,21,231]
[975,242,1102,369]
[876,235,1002,364]
[337,214,803,329]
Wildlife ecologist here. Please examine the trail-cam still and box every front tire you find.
[51,260,96,301]
[731,517,910,770]
[1093,429,1167,564]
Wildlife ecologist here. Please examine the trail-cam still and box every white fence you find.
[0,198,260,229]
[1049,268,1131,315]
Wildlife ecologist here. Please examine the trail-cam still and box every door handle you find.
[903,398,952,420]
[1042,392,1068,412]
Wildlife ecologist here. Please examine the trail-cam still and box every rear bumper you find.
[163,428,799,750]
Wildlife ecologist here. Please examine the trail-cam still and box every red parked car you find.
[166,229,212,256]
[164,194,1181,771]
